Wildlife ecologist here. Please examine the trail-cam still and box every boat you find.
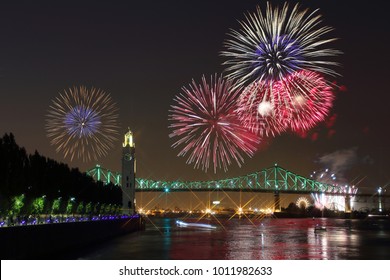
[176,220,217,230]
[367,213,389,219]
[314,224,327,232]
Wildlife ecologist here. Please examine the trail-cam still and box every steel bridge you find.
[86,164,347,195]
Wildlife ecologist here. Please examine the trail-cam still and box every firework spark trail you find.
[236,80,290,137]
[221,2,341,89]
[236,70,334,136]
[310,167,358,198]
[46,86,119,162]
[169,74,260,173]
[276,70,335,132]
[221,2,340,137]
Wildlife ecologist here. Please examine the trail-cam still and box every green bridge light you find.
[86,165,348,194]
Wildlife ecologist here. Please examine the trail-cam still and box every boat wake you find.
[176,220,217,230]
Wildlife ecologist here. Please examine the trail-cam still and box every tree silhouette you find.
[0,133,122,215]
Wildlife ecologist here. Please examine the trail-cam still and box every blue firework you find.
[64,106,101,137]
[46,86,119,162]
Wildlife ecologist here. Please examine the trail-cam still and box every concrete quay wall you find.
[0,217,145,259]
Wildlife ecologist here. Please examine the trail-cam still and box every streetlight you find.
[378,187,383,212]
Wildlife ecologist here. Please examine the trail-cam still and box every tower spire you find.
[123,128,135,148]
[122,128,136,215]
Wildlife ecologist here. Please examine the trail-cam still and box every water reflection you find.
[74,217,390,260]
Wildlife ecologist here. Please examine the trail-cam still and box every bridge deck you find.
[87,165,354,195]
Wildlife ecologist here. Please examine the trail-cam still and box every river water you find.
[73,217,390,260]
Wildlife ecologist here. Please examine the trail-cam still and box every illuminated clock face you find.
[124,153,132,161]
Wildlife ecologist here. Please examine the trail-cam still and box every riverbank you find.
[0,215,145,259]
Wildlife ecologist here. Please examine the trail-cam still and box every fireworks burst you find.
[235,80,290,137]
[310,168,338,186]
[310,168,358,211]
[236,70,334,136]
[46,86,119,162]
[169,75,260,173]
[310,168,358,194]
[276,70,335,132]
[221,2,340,88]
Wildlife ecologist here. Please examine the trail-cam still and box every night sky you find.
[0,0,389,194]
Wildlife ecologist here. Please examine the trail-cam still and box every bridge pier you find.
[274,191,281,212]
[345,195,351,213]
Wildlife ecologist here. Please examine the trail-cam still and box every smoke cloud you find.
[315,147,361,184]
[318,147,359,175]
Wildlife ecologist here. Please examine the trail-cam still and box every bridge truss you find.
[86,164,347,194]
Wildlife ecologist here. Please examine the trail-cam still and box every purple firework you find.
[46,86,119,162]
[169,75,260,173]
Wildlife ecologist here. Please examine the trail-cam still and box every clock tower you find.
[122,128,136,215]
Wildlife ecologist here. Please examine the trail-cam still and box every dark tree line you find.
[0,133,122,215]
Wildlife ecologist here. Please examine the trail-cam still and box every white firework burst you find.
[221,2,341,88]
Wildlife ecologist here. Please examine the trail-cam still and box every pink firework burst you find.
[236,71,335,137]
[169,74,260,173]
[276,70,335,132]
[236,80,290,137]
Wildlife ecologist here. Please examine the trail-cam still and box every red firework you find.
[235,80,290,137]
[236,71,335,137]
[276,70,335,132]
[169,75,260,173]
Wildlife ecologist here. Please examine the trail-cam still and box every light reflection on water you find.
[75,217,390,260]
